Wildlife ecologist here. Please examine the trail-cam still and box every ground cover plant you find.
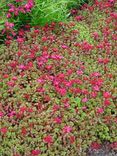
[0,0,117,155]
[0,0,93,44]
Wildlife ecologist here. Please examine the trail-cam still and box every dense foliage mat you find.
[0,0,117,155]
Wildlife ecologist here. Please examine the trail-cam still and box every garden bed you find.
[0,0,117,155]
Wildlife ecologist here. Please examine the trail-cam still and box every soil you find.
[87,142,117,156]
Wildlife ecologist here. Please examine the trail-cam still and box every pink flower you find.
[51,54,63,60]
[5,22,14,28]
[75,15,83,21]
[61,45,68,49]
[82,97,88,103]
[91,72,101,77]
[54,117,62,124]
[19,64,26,70]
[77,70,83,75]
[17,37,24,43]
[31,150,41,155]
[0,111,4,117]
[108,0,115,3]
[43,135,53,144]
[91,91,97,98]
[64,103,70,108]
[8,111,16,117]
[52,104,60,112]
[12,76,17,81]
[103,91,111,98]
[57,88,67,96]
[97,107,104,114]
[7,81,15,87]
[92,32,99,39]
[98,58,103,64]
[6,13,11,18]
[82,106,87,111]
[93,85,100,91]
[37,78,44,83]
[9,7,15,13]
[63,126,72,133]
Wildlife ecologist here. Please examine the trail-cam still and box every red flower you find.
[3,74,9,79]
[21,127,27,136]
[0,127,7,135]
[104,99,111,106]
[20,106,27,113]
[91,142,101,150]
[69,135,75,144]
[43,135,53,144]
[75,15,83,22]
[31,150,41,155]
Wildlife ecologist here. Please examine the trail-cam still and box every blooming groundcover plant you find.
[0,0,117,155]
[0,0,93,43]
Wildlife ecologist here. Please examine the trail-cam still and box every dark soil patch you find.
[87,142,117,156]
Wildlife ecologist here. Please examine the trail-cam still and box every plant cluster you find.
[0,0,117,155]
[0,0,93,43]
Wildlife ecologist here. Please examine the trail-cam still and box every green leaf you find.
[75,97,81,107]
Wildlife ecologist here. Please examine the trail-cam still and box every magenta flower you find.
[8,111,16,117]
[61,45,68,49]
[97,107,104,114]
[63,126,72,133]
[0,111,4,118]
[6,13,11,18]
[18,65,25,70]
[54,117,62,124]
[5,22,14,28]
[93,85,100,91]
[77,69,83,75]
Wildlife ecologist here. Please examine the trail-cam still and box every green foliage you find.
[31,0,68,26]
[31,0,93,26]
